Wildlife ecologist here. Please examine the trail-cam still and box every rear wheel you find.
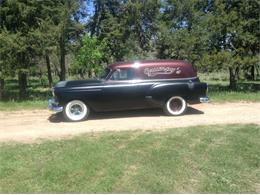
[164,96,187,116]
[63,100,89,122]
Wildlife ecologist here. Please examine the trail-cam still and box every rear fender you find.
[148,83,189,104]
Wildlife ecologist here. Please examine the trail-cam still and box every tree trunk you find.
[59,36,66,81]
[18,71,27,100]
[229,67,237,90]
[39,70,44,86]
[45,54,53,87]
[250,65,255,81]
[0,78,4,100]
[235,67,240,80]
[80,69,85,79]
[88,70,92,79]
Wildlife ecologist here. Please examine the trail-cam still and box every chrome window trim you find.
[106,76,198,83]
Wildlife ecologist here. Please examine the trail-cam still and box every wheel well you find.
[62,99,88,107]
[164,95,187,103]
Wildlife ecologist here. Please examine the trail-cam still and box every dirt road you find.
[0,102,259,143]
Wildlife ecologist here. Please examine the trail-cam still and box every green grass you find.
[1,124,259,193]
[207,81,260,102]
[199,72,260,102]
[0,100,46,111]
[209,90,260,102]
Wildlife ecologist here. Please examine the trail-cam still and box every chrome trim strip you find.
[69,89,102,92]
[71,77,198,90]
[107,76,198,83]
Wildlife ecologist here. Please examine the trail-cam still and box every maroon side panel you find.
[108,60,197,79]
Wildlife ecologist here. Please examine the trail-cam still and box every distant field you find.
[0,124,259,193]
[0,72,259,111]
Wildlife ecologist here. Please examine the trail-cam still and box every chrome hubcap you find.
[169,99,182,112]
[70,104,83,115]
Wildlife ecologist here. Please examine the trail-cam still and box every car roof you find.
[108,59,191,69]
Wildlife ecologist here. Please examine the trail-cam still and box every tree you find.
[0,0,44,99]
[123,0,160,58]
[57,0,86,81]
[88,0,128,62]
[88,0,160,62]
[156,0,210,65]
[0,31,18,100]
[202,0,260,89]
[73,35,107,78]
[0,0,87,100]
[156,0,259,89]
[237,0,260,81]
[31,0,61,88]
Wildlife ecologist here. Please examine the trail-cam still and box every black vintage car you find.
[48,60,209,121]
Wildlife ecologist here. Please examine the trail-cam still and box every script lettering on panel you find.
[144,66,182,77]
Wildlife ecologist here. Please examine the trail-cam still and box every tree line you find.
[0,0,259,100]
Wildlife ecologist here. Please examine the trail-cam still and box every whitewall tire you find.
[164,96,187,116]
[63,100,89,122]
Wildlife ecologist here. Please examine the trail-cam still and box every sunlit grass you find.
[0,100,46,111]
[0,124,259,193]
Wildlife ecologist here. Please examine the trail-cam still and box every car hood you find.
[55,79,103,88]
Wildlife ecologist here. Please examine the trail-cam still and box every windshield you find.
[98,68,111,80]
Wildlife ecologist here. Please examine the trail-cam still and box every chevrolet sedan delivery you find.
[48,60,209,121]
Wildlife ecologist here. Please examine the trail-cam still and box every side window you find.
[109,68,136,80]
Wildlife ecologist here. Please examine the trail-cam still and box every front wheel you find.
[63,100,89,122]
[163,96,187,116]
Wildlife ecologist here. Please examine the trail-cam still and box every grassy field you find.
[0,124,259,193]
[0,100,46,111]
[0,72,259,111]
[199,73,260,102]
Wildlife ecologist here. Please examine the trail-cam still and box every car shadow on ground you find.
[48,107,204,123]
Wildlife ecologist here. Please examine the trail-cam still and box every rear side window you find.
[109,68,136,80]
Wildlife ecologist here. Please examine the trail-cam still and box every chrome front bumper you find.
[48,98,63,112]
[200,96,209,103]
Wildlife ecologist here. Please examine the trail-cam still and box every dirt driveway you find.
[0,102,259,143]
